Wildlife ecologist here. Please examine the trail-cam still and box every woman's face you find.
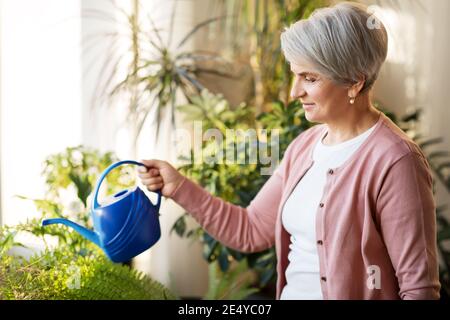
[290,60,350,124]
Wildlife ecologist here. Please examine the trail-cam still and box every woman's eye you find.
[305,76,316,82]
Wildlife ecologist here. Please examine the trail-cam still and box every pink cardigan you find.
[170,113,441,299]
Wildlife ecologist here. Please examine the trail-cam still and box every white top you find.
[280,124,376,300]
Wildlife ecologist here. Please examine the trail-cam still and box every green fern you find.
[0,245,177,300]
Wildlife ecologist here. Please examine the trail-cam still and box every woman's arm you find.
[169,169,283,253]
[138,159,286,253]
[376,152,441,299]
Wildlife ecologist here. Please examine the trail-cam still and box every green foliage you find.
[257,99,315,157]
[41,145,135,206]
[0,146,176,300]
[176,91,263,206]
[178,90,256,133]
[213,0,329,108]
[0,245,176,300]
[204,260,258,300]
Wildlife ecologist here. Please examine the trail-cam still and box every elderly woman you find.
[138,2,440,299]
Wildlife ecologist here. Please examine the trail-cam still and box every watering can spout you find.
[42,218,101,247]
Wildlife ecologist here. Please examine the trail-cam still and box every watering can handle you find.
[92,160,161,210]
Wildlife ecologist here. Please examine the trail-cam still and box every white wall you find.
[81,0,121,154]
[422,0,450,217]
[0,0,83,227]
[367,0,450,219]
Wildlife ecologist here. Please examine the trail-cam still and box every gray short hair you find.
[281,2,388,93]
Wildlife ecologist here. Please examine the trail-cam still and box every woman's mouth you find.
[303,103,316,111]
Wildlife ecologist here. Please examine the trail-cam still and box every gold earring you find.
[349,97,355,104]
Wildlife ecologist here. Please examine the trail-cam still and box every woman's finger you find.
[137,172,151,179]
[147,182,163,191]
[139,168,159,176]
[138,166,148,173]
[138,168,160,178]
[141,177,163,186]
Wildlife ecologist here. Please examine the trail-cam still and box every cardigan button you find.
[328,169,334,175]
[319,203,324,208]
[321,276,327,282]
[317,240,323,245]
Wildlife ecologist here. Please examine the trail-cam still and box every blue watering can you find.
[42,160,162,263]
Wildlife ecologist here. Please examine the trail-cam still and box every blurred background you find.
[1,0,449,300]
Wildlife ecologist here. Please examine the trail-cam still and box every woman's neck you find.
[322,98,381,146]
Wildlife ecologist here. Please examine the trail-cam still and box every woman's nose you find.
[291,88,306,100]
[290,82,306,100]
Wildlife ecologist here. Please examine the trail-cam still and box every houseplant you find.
[84,0,235,146]
[0,146,176,300]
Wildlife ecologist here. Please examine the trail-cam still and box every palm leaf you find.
[177,15,230,50]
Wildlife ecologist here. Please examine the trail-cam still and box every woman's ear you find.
[347,76,366,99]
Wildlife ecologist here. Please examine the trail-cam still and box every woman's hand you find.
[137,159,184,198]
